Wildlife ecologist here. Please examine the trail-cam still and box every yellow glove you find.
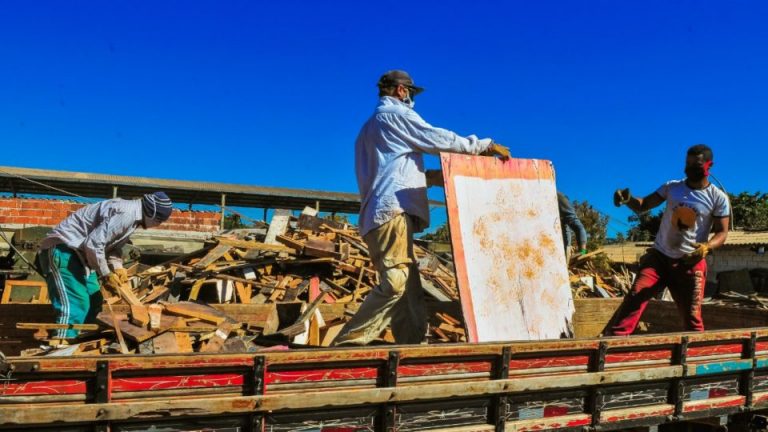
[101,272,124,291]
[114,268,129,284]
[683,243,710,265]
[482,142,511,160]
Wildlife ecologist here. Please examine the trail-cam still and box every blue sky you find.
[2,1,767,236]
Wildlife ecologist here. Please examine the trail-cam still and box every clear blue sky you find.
[2,1,767,236]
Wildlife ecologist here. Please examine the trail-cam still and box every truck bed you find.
[2,299,768,431]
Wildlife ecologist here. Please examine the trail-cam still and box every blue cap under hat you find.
[142,192,173,222]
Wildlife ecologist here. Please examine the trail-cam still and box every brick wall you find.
[0,198,221,232]
[709,248,768,280]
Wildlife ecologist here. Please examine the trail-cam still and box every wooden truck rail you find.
[3,327,768,431]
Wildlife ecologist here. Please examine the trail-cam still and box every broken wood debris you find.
[18,209,467,356]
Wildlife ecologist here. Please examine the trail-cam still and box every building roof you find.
[719,230,768,246]
[0,165,369,213]
[602,230,768,264]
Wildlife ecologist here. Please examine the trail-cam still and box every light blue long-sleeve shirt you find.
[40,199,144,277]
[356,96,493,236]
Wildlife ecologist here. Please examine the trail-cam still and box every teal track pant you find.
[38,245,103,338]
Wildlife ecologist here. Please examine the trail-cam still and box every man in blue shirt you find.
[333,70,510,346]
[557,192,588,260]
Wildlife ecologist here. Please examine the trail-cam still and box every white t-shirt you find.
[653,180,730,259]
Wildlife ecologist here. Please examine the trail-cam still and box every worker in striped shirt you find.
[38,192,173,338]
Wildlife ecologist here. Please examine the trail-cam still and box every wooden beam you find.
[0,367,682,425]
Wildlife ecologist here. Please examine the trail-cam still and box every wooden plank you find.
[0,366,682,425]
[129,305,150,328]
[440,154,574,342]
[264,209,291,244]
[234,281,251,304]
[276,235,305,253]
[200,322,234,353]
[106,301,130,354]
[150,332,180,354]
[303,237,337,258]
[320,322,344,347]
[194,244,233,269]
[1,280,48,304]
[215,237,295,254]
[174,332,193,352]
[163,301,229,325]
[16,323,100,331]
[96,312,155,343]
[148,304,163,330]
[114,282,142,306]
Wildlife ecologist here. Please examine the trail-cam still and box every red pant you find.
[608,248,707,336]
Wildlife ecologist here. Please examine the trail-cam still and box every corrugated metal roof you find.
[0,165,443,214]
[718,230,768,246]
[629,231,768,248]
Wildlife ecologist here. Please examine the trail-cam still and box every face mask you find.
[685,160,712,182]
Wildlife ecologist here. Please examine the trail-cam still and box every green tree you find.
[223,213,249,230]
[421,223,451,242]
[627,210,663,242]
[729,192,768,230]
[573,200,609,250]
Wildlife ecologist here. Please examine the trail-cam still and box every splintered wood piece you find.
[303,237,337,258]
[16,323,100,331]
[151,332,180,354]
[338,242,351,261]
[148,304,163,330]
[194,244,233,269]
[163,301,229,325]
[130,305,150,328]
[201,322,234,353]
[106,302,130,354]
[141,286,169,304]
[436,312,461,327]
[216,237,296,254]
[96,312,155,343]
[320,323,345,347]
[242,304,279,335]
[265,209,292,244]
[276,235,305,253]
[234,281,251,304]
[115,282,142,306]
[188,279,206,301]
[175,332,193,352]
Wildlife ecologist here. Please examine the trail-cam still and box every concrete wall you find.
[0,198,221,232]
[709,248,768,280]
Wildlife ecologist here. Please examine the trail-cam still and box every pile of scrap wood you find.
[19,210,466,356]
[569,258,634,299]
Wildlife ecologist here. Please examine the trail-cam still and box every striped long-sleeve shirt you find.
[40,199,144,277]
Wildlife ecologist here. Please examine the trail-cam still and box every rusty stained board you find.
[440,154,574,342]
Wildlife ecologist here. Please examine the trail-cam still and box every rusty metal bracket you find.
[743,332,757,408]
[377,351,400,432]
[670,336,690,419]
[491,346,511,432]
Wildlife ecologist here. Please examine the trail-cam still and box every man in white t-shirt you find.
[607,144,730,335]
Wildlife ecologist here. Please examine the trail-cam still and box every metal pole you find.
[220,194,226,231]
[112,186,118,198]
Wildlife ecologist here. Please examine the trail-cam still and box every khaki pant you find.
[332,213,427,346]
